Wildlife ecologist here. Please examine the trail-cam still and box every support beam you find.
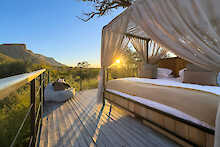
[124,33,150,42]
[146,39,151,63]
[103,67,106,105]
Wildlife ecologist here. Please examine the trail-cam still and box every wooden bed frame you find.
[103,57,215,147]
[104,90,215,147]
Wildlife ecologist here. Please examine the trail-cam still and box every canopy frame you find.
[98,1,220,146]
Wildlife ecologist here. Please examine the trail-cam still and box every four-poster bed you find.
[98,0,220,146]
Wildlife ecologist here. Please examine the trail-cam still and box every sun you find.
[116,59,120,64]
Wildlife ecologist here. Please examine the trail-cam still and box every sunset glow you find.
[116,59,120,64]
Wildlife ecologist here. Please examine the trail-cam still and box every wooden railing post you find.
[47,71,50,84]
[79,67,82,91]
[40,74,43,120]
[30,79,36,147]
[42,72,45,109]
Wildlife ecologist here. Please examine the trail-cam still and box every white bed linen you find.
[106,88,214,130]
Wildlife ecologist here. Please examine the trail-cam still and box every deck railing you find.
[0,69,47,147]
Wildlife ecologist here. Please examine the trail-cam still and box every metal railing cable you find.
[10,104,33,147]
[0,69,47,147]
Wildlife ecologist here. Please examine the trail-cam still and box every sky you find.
[0,0,123,67]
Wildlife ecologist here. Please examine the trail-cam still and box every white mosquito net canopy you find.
[97,1,220,145]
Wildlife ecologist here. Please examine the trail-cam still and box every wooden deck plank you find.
[74,93,177,147]
[63,101,84,147]
[41,105,49,146]
[71,95,129,146]
[107,103,180,147]
[38,89,181,147]
[74,93,145,146]
[69,100,105,146]
[63,102,82,147]
[67,100,96,147]
[75,92,159,146]
[47,105,55,147]
[63,102,92,146]
[66,100,96,147]
[70,95,113,146]
[57,104,70,147]
[39,116,46,147]
[54,106,63,147]
[59,101,76,147]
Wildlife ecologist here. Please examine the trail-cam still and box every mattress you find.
[106,78,220,130]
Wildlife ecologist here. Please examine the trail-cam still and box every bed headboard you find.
[158,57,189,77]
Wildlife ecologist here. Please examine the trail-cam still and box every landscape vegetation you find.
[0,0,139,145]
[0,44,137,146]
[0,45,99,146]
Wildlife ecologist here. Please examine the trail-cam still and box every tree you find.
[79,0,133,21]
[120,46,140,65]
[77,61,90,68]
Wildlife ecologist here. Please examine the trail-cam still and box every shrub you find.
[0,61,30,79]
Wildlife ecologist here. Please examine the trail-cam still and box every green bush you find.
[0,86,30,147]
[0,61,30,79]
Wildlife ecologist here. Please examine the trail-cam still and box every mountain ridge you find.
[0,44,65,66]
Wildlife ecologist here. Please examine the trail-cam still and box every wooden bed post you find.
[102,66,106,105]
[146,39,151,64]
[106,68,109,82]
[105,67,113,117]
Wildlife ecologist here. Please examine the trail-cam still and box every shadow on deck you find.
[38,89,180,147]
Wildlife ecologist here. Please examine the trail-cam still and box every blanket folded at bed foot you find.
[44,83,75,102]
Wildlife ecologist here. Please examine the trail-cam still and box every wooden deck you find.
[38,89,180,147]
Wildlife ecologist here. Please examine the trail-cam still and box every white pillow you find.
[179,68,186,82]
[157,68,172,75]
[157,73,173,79]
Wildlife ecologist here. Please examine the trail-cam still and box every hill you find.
[0,53,16,64]
[0,44,65,66]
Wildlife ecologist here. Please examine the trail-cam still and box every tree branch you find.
[79,0,133,22]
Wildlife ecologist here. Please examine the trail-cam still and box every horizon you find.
[0,0,124,67]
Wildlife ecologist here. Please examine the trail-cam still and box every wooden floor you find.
[38,89,180,147]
